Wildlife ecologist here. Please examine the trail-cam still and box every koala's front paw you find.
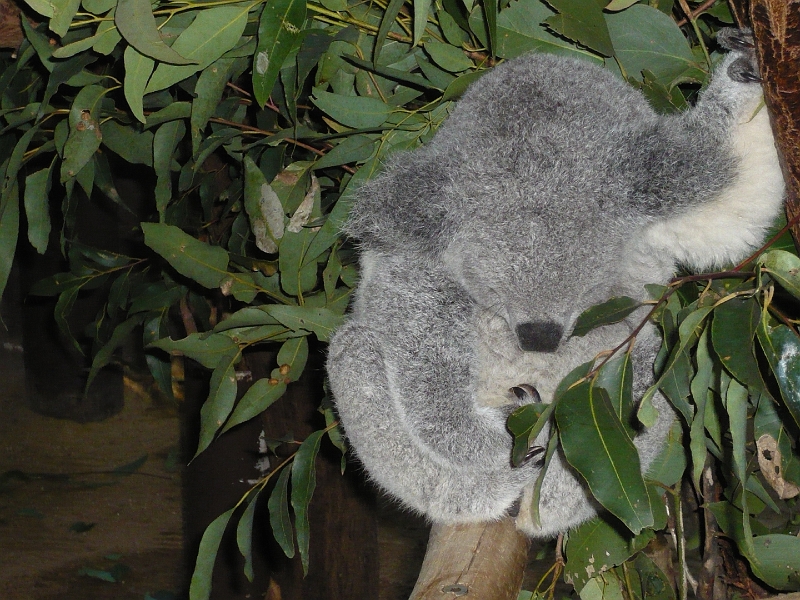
[717,28,761,83]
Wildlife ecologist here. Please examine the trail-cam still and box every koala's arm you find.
[627,46,784,272]
[327,253,536,520]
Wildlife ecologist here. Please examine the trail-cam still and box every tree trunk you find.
[747,0,800,245]
[409,519,530,600]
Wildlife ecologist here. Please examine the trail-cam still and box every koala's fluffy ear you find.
[344,147,457,254]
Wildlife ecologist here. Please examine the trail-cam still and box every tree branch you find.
[409,519,530,600]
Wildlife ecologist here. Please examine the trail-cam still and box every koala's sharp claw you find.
[510,384,542,404]
[738,70,762,83]
[728,56,762,84]
[717,27,754,51]
[507,498,521,517]
[519,444,545,467]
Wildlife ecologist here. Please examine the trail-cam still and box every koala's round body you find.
[327,35,785,537]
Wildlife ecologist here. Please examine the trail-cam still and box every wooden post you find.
[409,519,530,600]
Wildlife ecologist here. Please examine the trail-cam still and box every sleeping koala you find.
[326,29,785,537]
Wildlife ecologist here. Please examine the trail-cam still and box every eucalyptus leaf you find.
[556,380,653,534]
[142,222,230,290]
[291,429,324,575]
[146,5,250,94]
[268,466,295,558]
[116,0,196,65]
[189,507,234,600]
[252,0,306,107]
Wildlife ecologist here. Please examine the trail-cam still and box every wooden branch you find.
[0,0,23,50]
[409,519,530,600]
[748,0,800,247]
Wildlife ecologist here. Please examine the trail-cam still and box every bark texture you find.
[0,0,22,50]
[748,0,800,244]
[409,519,530,600]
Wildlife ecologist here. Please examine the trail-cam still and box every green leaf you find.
[115,0,195,65]
[748,534,800,590]
[87,315,143,391]
[279,227,317,296]
[150,332,239,369]
[688,328,713,491]
[196,351,240,456]
[482,0,497,57]
[759,249,800,299]
[23,164,53,254]
[726,378,754,556]
[22,0,55,18]
[424,40,473,72]
[572,296,641,337]
[645,420,686,487]
[469,0,600,61]
[142,223,229,289]
[50,0,82,37]
[507,401,553,467]
[146,5,251,94]
[268,466,295,558]
[757,320,800,430]
[153,120,186,218]
[253,0,306,107]
[93,17,122,55]
[594,352,634,436]
[556,380,653,534]
[711,297,765,391]
[544,0,614,57]
[311,88,392,129]
[314,134,378,170]
[605,5,701,85]
[413,0,432,45]
[189,507,234,600]
[101,120,154,166]
[222,377,287,433]
[564,516,653,592]
[291,429,324,575]
[276,336,309,381]
[61,85,106,183]
[244,155,285,254]
[236,492,258,582]
[0,179,20,303]
[373,0,404,65]
[191,58,237,153]
[123,46,154,124]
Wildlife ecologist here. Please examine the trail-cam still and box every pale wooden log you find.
[408,519,530,600]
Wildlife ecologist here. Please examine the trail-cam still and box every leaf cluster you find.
[0,0,788,596]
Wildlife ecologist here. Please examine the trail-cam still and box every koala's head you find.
[440,199,621,354]
[346,147,626,354]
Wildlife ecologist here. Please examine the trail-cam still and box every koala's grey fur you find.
[326,31,785,538]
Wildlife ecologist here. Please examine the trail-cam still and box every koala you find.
[326,29,785,538]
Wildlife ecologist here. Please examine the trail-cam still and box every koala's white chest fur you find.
[631,105,784,278]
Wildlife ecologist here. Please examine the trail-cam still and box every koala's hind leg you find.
[328,319,536,522]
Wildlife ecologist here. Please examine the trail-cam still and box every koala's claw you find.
[717,27,754,51]
[728,56,761,84]
[510,384,542,405]
[507,498,521,517]
[519,444,546,468]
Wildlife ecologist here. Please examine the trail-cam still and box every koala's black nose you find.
[516,321,563,353]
